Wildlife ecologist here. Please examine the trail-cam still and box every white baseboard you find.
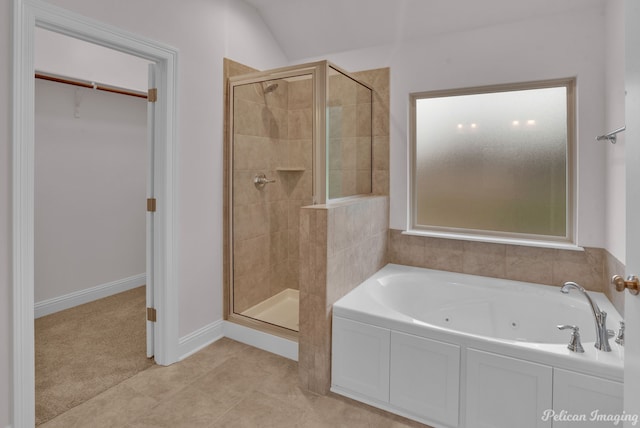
[223,320,298,361]
[178,320,225,360]
[34,273,146,318]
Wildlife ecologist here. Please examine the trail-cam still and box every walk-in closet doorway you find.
[33,28,153,424]
[12,1,179,425]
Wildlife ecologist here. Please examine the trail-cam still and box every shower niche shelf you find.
[276,167,306,172]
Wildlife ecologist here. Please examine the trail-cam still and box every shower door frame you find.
[225,60,375,340]
[226,62,327,340]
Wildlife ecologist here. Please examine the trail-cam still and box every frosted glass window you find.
[410,80,574,241]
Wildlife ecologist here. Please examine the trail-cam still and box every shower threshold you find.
[241,288,299,331]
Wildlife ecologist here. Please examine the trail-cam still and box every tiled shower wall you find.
[231,75,313,313]
[389,230,626,316]
[299,196,389,394]
[284,78,314,300]
[352,68,389,196]
[327,72,373,197]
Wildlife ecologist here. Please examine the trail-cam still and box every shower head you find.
[263,82,279,94]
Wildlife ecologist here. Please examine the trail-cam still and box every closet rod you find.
[35,72,148,99]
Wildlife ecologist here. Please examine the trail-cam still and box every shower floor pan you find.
[241,288,299,331]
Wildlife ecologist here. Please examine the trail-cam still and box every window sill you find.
[402,229,584,252]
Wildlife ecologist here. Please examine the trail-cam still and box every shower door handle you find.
[254,173,276,189]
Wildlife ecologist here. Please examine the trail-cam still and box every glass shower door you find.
[230,73,314,333]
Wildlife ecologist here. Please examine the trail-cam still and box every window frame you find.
[408,78,576,247]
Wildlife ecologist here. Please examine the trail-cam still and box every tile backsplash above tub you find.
[388,229,625,316]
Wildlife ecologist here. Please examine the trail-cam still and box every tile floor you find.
[40,338,429,427]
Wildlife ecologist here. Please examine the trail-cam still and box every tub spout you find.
[561,281,611,352]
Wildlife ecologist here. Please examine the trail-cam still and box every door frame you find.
[625,0,640,422]
[12,0,179,426]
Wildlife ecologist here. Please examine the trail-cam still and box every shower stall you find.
[226,61,373,338]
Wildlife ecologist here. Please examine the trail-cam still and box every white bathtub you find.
[331,264,625,428]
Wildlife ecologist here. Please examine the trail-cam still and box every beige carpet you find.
[35,286,154,425]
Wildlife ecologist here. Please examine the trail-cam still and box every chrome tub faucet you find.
[561,281,611,352]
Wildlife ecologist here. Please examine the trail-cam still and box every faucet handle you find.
[558,324,578,331]
[615,321,625,346]
[557,324,585,353]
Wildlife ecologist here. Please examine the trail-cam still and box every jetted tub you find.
[331,264,625,428]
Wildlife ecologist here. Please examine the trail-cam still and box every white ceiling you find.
[244,0,606,61]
